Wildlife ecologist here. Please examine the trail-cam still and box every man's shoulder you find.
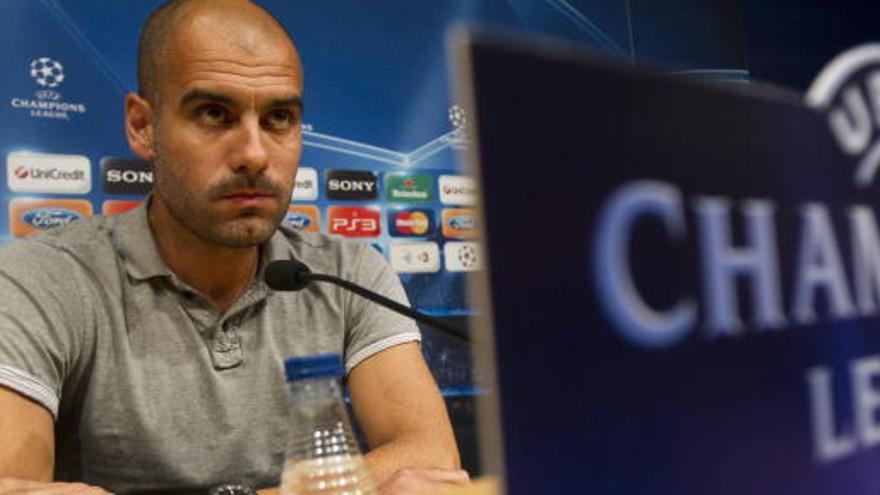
[0,213,122,271]
[272,225,382,275]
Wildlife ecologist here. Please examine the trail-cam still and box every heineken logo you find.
[385,173,433,202]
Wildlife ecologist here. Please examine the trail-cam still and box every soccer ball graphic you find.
[29,57,65,88]
[457,244,478,269]
[448,104,467,129]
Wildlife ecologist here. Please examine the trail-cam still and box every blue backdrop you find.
[0,0,748,475]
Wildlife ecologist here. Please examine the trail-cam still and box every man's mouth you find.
[221,190,276,204]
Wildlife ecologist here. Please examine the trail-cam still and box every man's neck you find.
[147,199,258,313]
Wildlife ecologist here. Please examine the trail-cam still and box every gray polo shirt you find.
[0,203,420,493]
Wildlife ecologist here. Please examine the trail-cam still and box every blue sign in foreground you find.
[460,33,880,494]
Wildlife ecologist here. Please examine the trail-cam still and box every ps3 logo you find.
[331,217,378,232]
[808,44,880,188]
[327,206,380,238]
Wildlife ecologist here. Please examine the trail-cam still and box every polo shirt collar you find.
[113,199,172,281]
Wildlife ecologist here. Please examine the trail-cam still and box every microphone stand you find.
[303,272,470,343]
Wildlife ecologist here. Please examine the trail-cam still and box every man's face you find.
[150,15,303,249]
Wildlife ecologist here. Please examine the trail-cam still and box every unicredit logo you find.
[6,152,91,194]
[438,175,476,205]
[15,167,85,181]
[326,170,378,200]
[100,157,152,195]
[292,167,318,201]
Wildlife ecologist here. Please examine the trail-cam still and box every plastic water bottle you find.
[280,353,377,495]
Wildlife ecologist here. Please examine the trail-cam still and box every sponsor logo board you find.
[443,241,481,272]
[292,167,318,201]
[9,198,92,237]
[439,175,476,205]
[100,157,152,195]
[102,200,142,215]
[327,206,381,237]
[388,209,435,237]
[441,208,477,238]
[385,173,433,202]
[283,205,320,232]
[390,242,441,273]
[7,152,91,194]
[326,170,378,200]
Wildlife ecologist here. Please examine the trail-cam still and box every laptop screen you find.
[455,30,880,495]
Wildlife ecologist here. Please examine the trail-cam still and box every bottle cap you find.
[285,353,345,381]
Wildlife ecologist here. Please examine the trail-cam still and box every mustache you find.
[207,174,286,199]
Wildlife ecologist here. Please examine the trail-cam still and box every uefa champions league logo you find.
[29,57,65,101]
[9,55,85,119]
[448,104,467,130]
[30,57,65,88]
[807,44,880,188]
[448,104,469,150]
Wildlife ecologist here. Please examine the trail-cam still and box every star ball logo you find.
[807,44,880,188]
[10,56,87,121]
[30,57,65,89]
[444,241,481,272]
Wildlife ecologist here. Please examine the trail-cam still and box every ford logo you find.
[285,213,312,229]
[449,215,475,231]
[21,207,81,229]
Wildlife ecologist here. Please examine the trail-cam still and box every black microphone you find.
[264,259,469,343]
[264,258,312,291]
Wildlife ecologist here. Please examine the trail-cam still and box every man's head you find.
[125,0,303,249]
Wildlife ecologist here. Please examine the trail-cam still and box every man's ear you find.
[125,92,156,161]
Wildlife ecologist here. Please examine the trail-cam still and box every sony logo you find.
[107,169,153,184]
[328,179,376,192]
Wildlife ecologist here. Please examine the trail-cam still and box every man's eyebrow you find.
[178,90,303,111]
[265,96,303,111]
[179,89,235,107]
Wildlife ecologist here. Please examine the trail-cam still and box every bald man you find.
[0,1,467,493]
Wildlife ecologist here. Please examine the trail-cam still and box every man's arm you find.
[348,342,467,489]
[0,386,54,480]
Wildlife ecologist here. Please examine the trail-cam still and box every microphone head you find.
[264,259,312,291]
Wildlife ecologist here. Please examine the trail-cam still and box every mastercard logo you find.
[9,198,92,237]
[389,209,435,237]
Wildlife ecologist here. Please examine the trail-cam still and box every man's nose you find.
[232,116,269,174]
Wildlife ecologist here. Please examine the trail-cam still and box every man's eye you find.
[198,105,229,126]
[263,109,295,130]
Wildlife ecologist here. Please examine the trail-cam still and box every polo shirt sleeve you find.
[0,241,89,419]
[342,244,421,372]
